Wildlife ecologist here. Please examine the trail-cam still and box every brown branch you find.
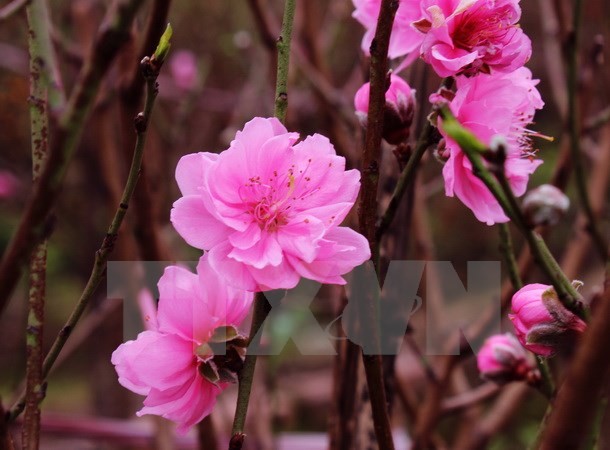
[356,1,399,448]
[0,0,146,315]
[540,272,610,449]
[440,383,500,416]
[455,383,530,450]
[412,355,458,449]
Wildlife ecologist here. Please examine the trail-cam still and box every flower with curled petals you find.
[111,255,253,433]
[416,0,531,77]
[171,117,370,291]
[438,68,545,225]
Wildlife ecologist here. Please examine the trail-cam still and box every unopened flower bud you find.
[509,283,587,357]
[522,184,570,226]
[354,74,415,145]
[477,333,539,384]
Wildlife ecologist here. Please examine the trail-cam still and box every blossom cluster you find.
[112,117,369,432]
[353,0,546,225]
[477,283,586,383]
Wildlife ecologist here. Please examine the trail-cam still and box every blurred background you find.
[0,0,608,448]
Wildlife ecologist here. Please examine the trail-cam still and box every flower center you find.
[452,3,514,54]
[241,172,296,232]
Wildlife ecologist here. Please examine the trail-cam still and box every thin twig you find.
[0,0,28,21]
[22,0,56,446]
[376,77,452,241]
[230,292,272,447]
[229,2,296,447]
[498,223,523,290]
[583,105,610,134]
[8,44,166,423]
[440,383,500,416]
[0,0,146,315]
[119,0,173,263]
[566,0,609,262]
[273,0,296,123]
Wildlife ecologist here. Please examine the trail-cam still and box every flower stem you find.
[273,0,296,123]
[229,1,296,447]
[376,77,452,241]
[7,42,167,424]
[498,223,523,291]
[566,0,608,262]
[230,293,271,444]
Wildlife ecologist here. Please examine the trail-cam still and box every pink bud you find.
[169,50,198,91]
[477,333,538,383]
[509,283,587,357]
[354,74,416,145]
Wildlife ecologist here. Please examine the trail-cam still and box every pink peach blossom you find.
[112,255,253,433]
[509,283,587,357]
[417,0,531,76]
[171,117,370,292]
[354,74,416,144]
[439,68,544,225]
[352,0,425,59]
[477,333,537,383]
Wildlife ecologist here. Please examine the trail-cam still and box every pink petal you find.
[175,152,218,196]
[208,241,259,291]
[114,331,195,393]
[157,265,217,342]
[171,195,232,250]
[228,234,284,269]
[196,254,254,326]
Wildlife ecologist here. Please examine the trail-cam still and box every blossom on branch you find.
[437,67,544,225]
[416,0,531,76]
[112,256,253,433]
[171,117,370,291]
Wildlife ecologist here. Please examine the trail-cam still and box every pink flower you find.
[439,68,544,224]
[171,117,370,292]
[169,50,199,91]
[111,255,253,433]
[417,0,531,76]
[354,74,416,145]
[509,283,587,357]
[352,0,425,59]
[477,333,538,383]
